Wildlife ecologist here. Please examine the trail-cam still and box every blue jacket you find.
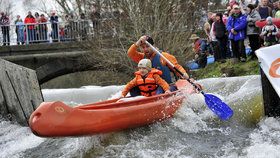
[226,13,247,41]
[151,53,173,84]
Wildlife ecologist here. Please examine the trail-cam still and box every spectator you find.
[275,2,280,18]
[189,34,208,68]
[272,1,279,17]
[34,12,40,42]
[228,0,239,8]
[59,25,65,41]
[79,13,88,40]
[246,4,261,59]
[226,4,247,62]
[240,0,249,13]
[261,16,279,46]
[0,12,10,46]
[15,19,25,45]
[209,13,220,58]
[50,11,59,42]
[204,12,214,42]
[245,0,259,7]
[14,15,21,45]
[90,4,101,29]
[256,0,272,19]
[24,11,36,44]
[214,13,227,62]
[38,14,48,42]
[68,13,77,40]
[64,14,70,40]
[223,11,233,58]
[223,8,231,24]
[204,12,218,56]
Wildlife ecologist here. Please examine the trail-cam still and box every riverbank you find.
[190,58,259,79]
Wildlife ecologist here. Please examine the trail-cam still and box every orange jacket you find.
[122,68,170,97]
[127,44,187,76]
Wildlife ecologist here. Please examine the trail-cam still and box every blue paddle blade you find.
[204,93,233,120]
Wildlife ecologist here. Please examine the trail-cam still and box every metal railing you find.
[0,20,95,46]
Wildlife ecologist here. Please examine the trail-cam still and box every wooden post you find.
[0,59,43,126]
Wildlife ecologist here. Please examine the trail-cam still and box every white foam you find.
[42,85,124,104]
[0,121,45,158]
[241,117,280,158]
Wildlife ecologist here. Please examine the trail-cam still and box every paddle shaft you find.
[145,41,205,95]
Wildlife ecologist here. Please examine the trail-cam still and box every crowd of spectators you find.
[0,7,101,46]
[191,0,280,69]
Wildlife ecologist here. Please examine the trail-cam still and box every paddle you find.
[145,41,233,120]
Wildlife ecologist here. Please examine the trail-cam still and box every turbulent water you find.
[1,75,280,158]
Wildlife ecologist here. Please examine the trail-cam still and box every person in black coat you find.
[214,13,227,62]
[50,11,59,41]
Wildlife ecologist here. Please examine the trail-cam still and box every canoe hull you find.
[29,91,185,137]
[256,18,280,28]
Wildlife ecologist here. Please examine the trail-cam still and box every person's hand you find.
[189,78,195,82]
[120,94,125,98]
[136,35,148,46]
[231,28,235,34]
[165,90,171,94]
[227,6,231,11]
[195,83,203,90]
[267,32,271,37]
[193,82,203,93]
[231,30,237,35]
[183,73,190,80]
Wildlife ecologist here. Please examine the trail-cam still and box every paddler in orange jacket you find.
[121,59,171,97]
[128,35,190,85]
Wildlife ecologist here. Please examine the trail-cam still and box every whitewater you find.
[1,75,280,158]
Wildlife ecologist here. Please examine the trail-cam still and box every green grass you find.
[190,58,260,79]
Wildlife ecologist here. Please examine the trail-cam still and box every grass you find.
[190,58,260,79]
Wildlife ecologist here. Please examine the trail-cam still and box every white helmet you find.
[138,59,152,69]
[266,16,273,24]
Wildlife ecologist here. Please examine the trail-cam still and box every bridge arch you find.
[36,58,104,84]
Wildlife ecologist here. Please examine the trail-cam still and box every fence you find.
[0,20,95,46]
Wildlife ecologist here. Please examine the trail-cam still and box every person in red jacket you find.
[38,14,48,42]
[121,59,170,97]
[24,11,36,44]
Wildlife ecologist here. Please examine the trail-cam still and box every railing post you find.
[57,22,60,42]
[26,23,29,44]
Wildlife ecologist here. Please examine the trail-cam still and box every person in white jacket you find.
[261,16,279,46]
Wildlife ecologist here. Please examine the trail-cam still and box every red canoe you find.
[29,80,190,137]
[255,18,280,28]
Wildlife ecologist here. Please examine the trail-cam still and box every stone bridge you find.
[0,42,98,84]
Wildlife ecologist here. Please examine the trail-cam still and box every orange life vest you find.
[135,69,163,97]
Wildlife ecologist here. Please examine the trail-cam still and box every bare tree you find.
[0,0,14,16]
[21,0,212,84]
[77,0,209,79]
[22,0,60,16]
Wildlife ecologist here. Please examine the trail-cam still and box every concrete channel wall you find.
[0,59,43,126]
